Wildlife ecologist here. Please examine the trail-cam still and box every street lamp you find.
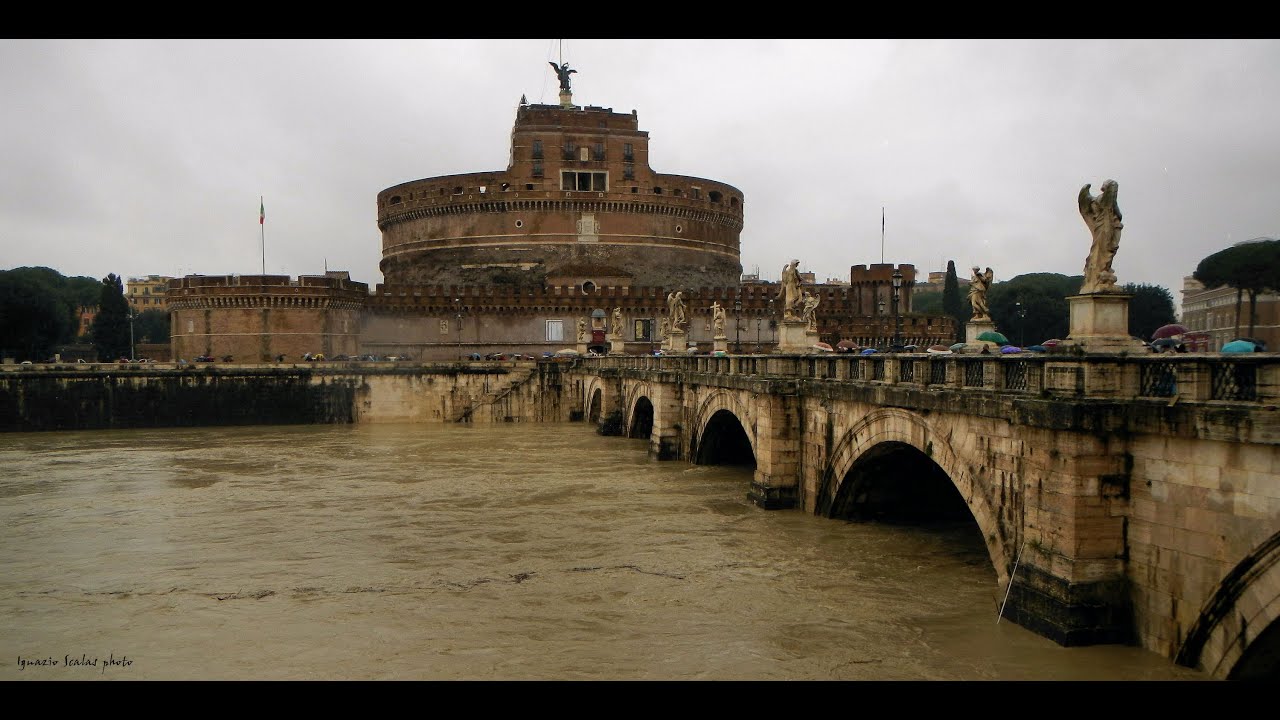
[1015,301,1027,347]
[891,268,903,349]
[877,299,886,347]
[733,298,742,354]
[128,311,136,361]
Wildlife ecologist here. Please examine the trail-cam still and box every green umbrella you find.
[977,331,1008,345]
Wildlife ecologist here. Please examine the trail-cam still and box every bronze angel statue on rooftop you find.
[549,62,576,91]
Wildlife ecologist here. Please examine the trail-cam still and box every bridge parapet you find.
[583,353,1280,405]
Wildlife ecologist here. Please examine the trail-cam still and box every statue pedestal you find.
[966,319,1001,351]
[713,337,728,354]
[1063,293,1144,353]
[775,318,817,353]
[664,329,686,353]
[559,89,573,108]
[608,337,627,355]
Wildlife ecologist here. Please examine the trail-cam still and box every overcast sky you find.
[3,39,1277,313]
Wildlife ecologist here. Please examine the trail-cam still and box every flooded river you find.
[0,423,1206,680]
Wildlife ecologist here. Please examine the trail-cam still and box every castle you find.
[168,65,954,362]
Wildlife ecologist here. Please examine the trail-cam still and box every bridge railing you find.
[582,353,1280,403]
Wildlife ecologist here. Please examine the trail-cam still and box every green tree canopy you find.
[0,266,104,359]
[1193,239,1280,338]
[91,273,131,360]
[911,288,943,315]
[1122,283,1177,341]
[134,309,170,344]
[988,273,1083,347]
[0,271,67,360]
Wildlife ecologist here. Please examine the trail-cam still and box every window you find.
[624,164,634,180]
[691,187,701,200]
[634,318,653,341]
[560,171,607,192]
[532,140,543,160]
[592,142,604,161]
[623,143,634,162]
[562,143,576,161]
[532,162,543,178]
[546,319,564,342]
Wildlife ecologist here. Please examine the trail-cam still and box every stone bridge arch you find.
[816,407,1012,582]
[582,375,621,430]
[1176,530,1280,680]
[622,380,657,440]
[689,389,757,465]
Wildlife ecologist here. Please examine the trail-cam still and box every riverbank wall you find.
[0,361,570,432]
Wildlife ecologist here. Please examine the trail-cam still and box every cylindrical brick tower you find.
[376,99,745,290]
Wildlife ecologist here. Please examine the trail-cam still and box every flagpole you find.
[881,207,885,264]
[259,196,265,275]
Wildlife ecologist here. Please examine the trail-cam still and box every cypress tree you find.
[942,260,965,342]
[90,273,131,360]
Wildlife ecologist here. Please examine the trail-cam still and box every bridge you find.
[567,351,1280,680]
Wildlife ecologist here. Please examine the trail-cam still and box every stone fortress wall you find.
[168,274,367,362]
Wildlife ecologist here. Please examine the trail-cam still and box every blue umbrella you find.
[1026,345,1047,352]
[860,348,878,355]
[1222,340,1257,353]
[1000,345,1023,354]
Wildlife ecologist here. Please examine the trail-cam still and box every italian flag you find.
[259,198,265,225]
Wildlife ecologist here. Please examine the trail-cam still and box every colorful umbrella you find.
[1152,324,1189,340]
[1000,345,1023,354]
[1222,340,1257,353]
[977,331,1008,345]
[836,340,860,352]
[949,342,967,352]
[1026,345,1047,352]
[1041,339,1062,347]
[1152,338,1181,350]
[813,342,834,352]
[860,348,878,355]
[1230,337,1267,351]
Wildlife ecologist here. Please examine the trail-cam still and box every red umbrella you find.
[836,339,860,352]
[1152,324,1189,340]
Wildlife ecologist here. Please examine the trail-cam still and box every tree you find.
[91,273,131,360]
[0,271,67,360]
[134,309,170,344]
[1123,283,1177,341]
[941,260,965,342]
[1193,239,1280,339]
[988,273,1082,347]
[911,288,943,315]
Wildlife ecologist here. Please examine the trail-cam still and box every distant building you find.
[77,305,97,339]
[126,275,173,314]
[1181,277,1277,351]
